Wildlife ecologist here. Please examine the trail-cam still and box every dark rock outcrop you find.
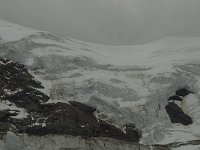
[168,95,182,101]
[124,124,141,142]
[7,88,49,112]
[166,87,194,125]
[0,58,49,111]
[176,88,194,97]
[25,102,140,142]
[165,102,193,125]
[69,101,96,115]
[0,58,44,92]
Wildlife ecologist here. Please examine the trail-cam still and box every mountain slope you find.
[1,19,200,149]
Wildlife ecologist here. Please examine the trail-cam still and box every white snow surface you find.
[1,19,200,149]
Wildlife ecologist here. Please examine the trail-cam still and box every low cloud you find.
[0,0,200,45]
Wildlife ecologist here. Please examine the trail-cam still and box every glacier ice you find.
[1,131,24,150]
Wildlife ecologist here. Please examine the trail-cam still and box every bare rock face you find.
[168,95,182,101]
[25,101,140,142]
[0,58,141,143]
[176,88,194,97]
[124,124,141,142]
[0,58,49,111]
[165,102,193,125]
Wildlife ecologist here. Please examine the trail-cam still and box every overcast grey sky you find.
[0,0,200,45]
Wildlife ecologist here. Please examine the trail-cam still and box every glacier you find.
[1,19,200,149]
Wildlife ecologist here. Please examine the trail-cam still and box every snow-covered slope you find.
[1,19,200,149]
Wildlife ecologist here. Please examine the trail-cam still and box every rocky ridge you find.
[0,58,140,143]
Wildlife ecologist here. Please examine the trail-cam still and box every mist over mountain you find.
[0,0,200,45]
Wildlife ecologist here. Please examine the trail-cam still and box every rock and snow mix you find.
[1,19,200,149]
